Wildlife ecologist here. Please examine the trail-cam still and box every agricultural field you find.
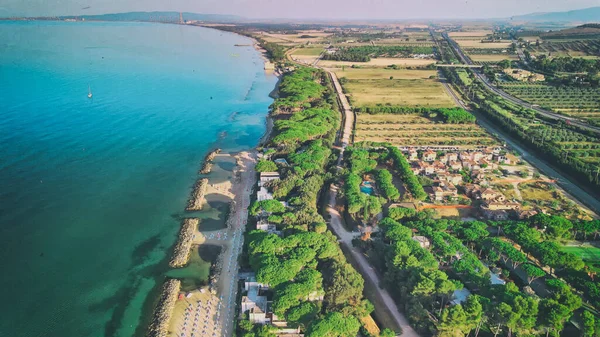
[499,83,600,125]
[525,39,600,58]
[448,30,493,38]
[469,53,518,63]
[455,40,512,49]
[336,68,455,107]
[259,31,332,45]
[355,113,498,147]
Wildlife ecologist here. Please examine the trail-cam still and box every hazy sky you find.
[1,0,598,19]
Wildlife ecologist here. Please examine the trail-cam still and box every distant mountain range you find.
[59,11,244,23]
[510,6,600,22]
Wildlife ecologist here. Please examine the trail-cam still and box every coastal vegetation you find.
[238,67,371,337]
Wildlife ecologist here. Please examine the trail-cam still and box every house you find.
[241,275,270,324]
[257,172,280,201]
[430,182,458,201]
[464,184,481,198]
[459,151,472,161]
[482,208,509,221]
[462,160,475,171]
[472,152,484,162]
[423,150,437,162]
[412,236,431,249]
[256,219,281,235]
[260,172,280,186]
[432,160,447,173]
[480,189,499,201]
[483,148,495,160]
[408,149,419,161]
[447,153,458,162]
[518,210,538,219]
[483,201,520,211]
[449,161,462,171]
[413,161,433,175]
[448,174,463,185]
[438,154,448,164]
[494,154,510,165]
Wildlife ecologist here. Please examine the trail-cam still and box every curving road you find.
[441,32,600,135]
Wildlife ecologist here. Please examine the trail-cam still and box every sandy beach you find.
[164,150,258,337]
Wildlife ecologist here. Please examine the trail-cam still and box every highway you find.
[441,32,600,135]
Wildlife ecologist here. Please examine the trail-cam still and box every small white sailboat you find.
[88,85,93,98]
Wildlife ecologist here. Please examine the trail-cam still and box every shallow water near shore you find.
[0,20,275,337]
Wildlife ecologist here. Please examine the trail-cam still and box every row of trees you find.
[322,45,434,62]
[387,146,427,200]
[375,215,595,336]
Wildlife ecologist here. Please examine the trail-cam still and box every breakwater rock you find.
[199,148,221,174]
[186,178,208,211]
[146,279,181,337]
[199,162,213,175]
[169,218,198,268]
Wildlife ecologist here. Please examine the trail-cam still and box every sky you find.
[0,0,598,19]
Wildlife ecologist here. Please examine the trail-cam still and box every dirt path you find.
[323,67,418,336]
[326,185,420,337]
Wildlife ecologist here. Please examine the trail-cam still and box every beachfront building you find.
[257,172,280,201]
[241,275,270,324]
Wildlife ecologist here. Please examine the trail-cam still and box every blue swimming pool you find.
[360,181,374,195]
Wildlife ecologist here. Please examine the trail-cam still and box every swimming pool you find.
[360,181,374,195]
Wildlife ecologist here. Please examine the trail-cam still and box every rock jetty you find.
[186,178,208,211]
[169,218,198,268]
[146,279,181,337]
[199,148,221,174]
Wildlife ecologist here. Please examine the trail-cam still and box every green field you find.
[563,245,600,273]
[291,47,324,56]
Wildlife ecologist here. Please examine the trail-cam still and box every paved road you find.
[441,32,600,135]
[438,73,600,214]
[326,70,354,167]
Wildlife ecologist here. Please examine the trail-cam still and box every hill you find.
[511,6,600,23]
[540,23,600,39]
[59,11,244,23]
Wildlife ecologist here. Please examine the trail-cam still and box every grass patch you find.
[344,78,455,107]
[519,181,556,202]
[292,47,324,56]
[335,68,438,80]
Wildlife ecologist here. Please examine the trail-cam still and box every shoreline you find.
[148,25,277,337]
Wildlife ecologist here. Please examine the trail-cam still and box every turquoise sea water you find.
[0,21,276,337]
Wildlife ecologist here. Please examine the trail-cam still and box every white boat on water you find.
[88,85,92,98]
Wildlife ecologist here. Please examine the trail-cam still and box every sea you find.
[0,20,276,337]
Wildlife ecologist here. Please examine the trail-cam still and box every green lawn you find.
[563,245,600,261]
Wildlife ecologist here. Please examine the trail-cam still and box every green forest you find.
[238,67,374,337]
